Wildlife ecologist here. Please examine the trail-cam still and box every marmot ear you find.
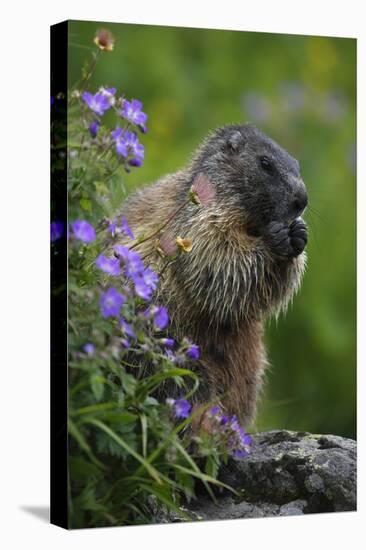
[191,173,216,205]
[227,130,244,153]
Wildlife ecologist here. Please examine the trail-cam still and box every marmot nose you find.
[292,187,308,217]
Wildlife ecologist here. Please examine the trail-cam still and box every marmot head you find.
[191,123,308,235]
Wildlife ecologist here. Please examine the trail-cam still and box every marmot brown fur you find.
[114,123,308,427]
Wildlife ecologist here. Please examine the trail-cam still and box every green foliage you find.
[52,44,247,528]
[65,171,230,527]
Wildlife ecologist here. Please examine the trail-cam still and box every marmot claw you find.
[265,218,307,259]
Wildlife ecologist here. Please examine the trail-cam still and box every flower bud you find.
[89,120,100,138]
[94,28,115,51]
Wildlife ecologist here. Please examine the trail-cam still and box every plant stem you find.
[69,49,101,104]
[158,259,175,279]
[82,49,101,88]
[129,198,191,251]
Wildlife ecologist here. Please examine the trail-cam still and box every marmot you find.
[115,124,308,427]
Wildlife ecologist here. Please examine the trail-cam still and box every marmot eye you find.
[260,156,273,172]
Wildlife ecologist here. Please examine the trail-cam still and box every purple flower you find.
[133,268,159,301]
[95,255,121,276]
[83,343,95,355]
[121,217,135,239]
[142,268,159,291]
[89,120,100,138]
[127,256,146,279]
[142,307,152,320]
[71,220,96,243]
[133,274,153,300]
[153,306,169,330]
[114,246,144,277]
[51,221,64,242]
[108,220,117,237]
[99,87,117,104]
[83,90,113,114]
[111,128,124,152]
[242,433,252,446]
[120,99,148,132]
[225,415,252,459]
[232,421,252,447]
[113,244,133,260]
[121,338,130,348]
[99,288,125,318]
[82,91,113,116]
[128,158,142,167]
[111,128,144,166]
[165,349,176,362]
[174,399,191,418]
[229,415,240,432]
[220,415,229,426]
[108,218,134,239]
[166,398,191,419]
[233,449,250,459]
[113,246,158,301]
[120,318,136,339]
[210,406,220,416]
[161,338,175,347]
[186,344,200,361]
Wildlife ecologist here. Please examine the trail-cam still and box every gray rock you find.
[279,499,307,515]
[186,430,356,521]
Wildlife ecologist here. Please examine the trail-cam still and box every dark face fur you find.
[194,124,308,235]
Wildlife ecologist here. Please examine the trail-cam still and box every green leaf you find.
[80,197,92,211]
[68,419,105,470]
[120,370,137,396]
[84,418,162,484]
[90,374,105,401]
[138,483,192,522]
[96,431,133,458]
[205,455,220,479]
[136,367,199,400]
[140,413,148,458]
[173,464,237,494]
[173,440,216,503]
[72,402,121,416]
[74,484,106,513]
[69,456,101,479]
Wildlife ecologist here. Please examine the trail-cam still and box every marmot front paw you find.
[265,218,307,259]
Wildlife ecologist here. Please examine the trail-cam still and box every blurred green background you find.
[68,21,356,439]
